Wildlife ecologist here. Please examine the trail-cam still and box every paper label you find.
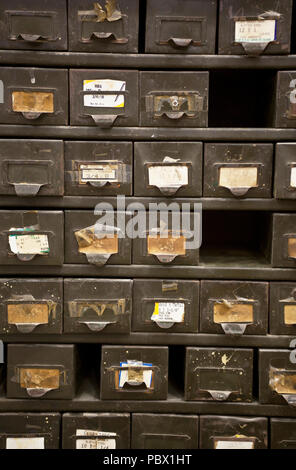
[213,302,254,323]
[151,302,185,323]
[118,360,152,388]
[6,437,45,449]
[290,167,296,188]
[79,164,118,183]
[83,79,125,108]
[235,19,276,43]
[7,303,49,324]
[270,371,296,394]
[75,226,118,255]
[76,430,116,450]
[12,91,54,113]
[215,439,254,449]
[148,166,188,188]
[19,368,60,390]
[284,305,296,325]
[219,167,258,189]
[8,234,49,255]
[147,235,186,256]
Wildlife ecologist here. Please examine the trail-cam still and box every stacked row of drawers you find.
[1,412,296,449]
[0,0,293,56]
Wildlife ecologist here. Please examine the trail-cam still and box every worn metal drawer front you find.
[132,279,199,333]
[62,413,130,450]
[132,414,198,449]
[101,346,168,400]
[0,0,67,51]
[204,143,273,198]
[0,413,60,450]
[0,67,68,125]
[218,0,292,56]
[133,212,200,266]
[185,347,253,402]
[274,71,296,128]
[134,142,202,197]
[65,210,132,266]
[271,213,296,268]
[259,349,296,405]
[140,71,209,127]
[0,278,62,335]
[0,139,63,196]
[70,69,138,127]
[68,0,139,53]
[64,278,131,334]
[0,210,63,266]
[200,416,268,449]
[145,0,217,54]
[65,141,132,196]
[274,143,296,199]
[200,280,268,336]
[270,283,296,335]
[7,344,76,400]
[271,419,296,449]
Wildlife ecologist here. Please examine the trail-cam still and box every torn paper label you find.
[290,167,296,188]
[151,302,185,323]
[79,163,118,183]
[19,368,60,390]
[219,167,258,189]
[215,439,254,450]
[288,238,296,258]
[76,430,116,450]
[235,19,276,43]
[148,165,188,188]
[83,79,125,108]
[6,437,45,449]
[119,360,152,388]
[7,303,49,325]
[9,234,49,255]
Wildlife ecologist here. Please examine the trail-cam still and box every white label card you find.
[6,437,45,449]
[151,302,185,323]
[80,164,118,182]
[219,167,258,189]
[148,166,188,188]
[235,19,276,44]
[83,80,125,108]
[290,167,296,188]
[215,439,254,450]
[76,430,116,450]
[8,234,49,255]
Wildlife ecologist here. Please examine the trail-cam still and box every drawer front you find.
[134,142,202,197]
[0,0,67,51]
[140,71,209,128]
[274,143,296,199]
[145,0,217,54]
[68,0,139,53]
[70,69,139,127]
[271,213,296,268]
[65,141,132,196]
[218,0,292,56]
[0,67,68,125]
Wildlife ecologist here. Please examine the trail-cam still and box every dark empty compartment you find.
[200,211,272,266]
[209,70,276,127]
